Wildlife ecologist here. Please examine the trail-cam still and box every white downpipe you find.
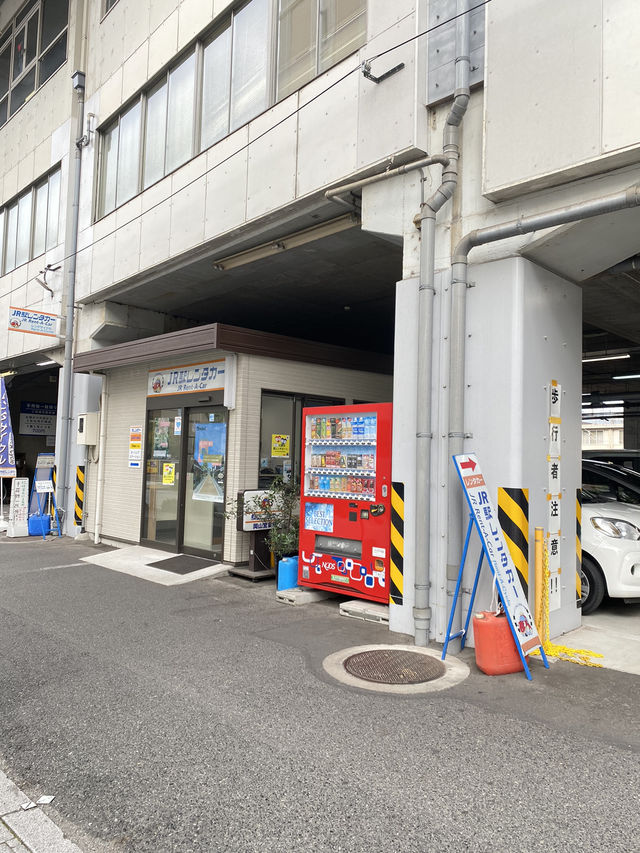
[93,374,108,545]
[413,0,470,646]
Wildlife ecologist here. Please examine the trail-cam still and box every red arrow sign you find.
[460,458,476,472]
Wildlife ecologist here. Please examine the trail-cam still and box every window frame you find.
[0,166,62,276]
[95,0,365,221]
[0,0,69,126]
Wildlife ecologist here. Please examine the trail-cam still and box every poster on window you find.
[192,422,226,502]
[153,418,170,458]
[271,434,290,457]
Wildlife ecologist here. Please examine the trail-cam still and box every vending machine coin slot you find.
[360,509,369,519]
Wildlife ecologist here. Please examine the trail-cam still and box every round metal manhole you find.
[343,649,446,685]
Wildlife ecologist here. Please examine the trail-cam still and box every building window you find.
[277,0,366,99]
[97,0,367,218]
[0,167,61,275]
[0,0,69,126]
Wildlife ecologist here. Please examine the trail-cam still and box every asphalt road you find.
[0,536,638,852]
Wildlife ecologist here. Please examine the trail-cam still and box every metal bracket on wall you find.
[361,61,405,84]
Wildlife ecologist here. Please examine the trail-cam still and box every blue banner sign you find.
[0,377,16,477]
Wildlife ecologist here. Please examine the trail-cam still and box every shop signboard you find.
[147,359,226,397]
[241,489,275,531]
[452,453,542,656]
[19,401,57,436]
[8,307,58,337]
[7,477,29,537]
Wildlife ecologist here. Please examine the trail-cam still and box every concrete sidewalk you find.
[0,769,81,852]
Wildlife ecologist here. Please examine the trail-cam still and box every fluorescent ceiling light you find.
[211,214,357,271]
[604,399,624,405]
[582,402,592,406]
[37,360,56,366]
[582,392,591,396]
[613,373,640,380]
[582,353,630,363]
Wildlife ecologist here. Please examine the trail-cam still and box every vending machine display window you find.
[304,411,378,501]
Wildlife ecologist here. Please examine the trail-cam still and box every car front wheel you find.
[579,555,606,615]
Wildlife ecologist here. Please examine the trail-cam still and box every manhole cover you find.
[343,649,446,685]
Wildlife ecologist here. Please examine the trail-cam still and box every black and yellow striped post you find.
[576,488,582,603]
[390,482,404,605]
[74,465,85,527]
[50,465,57,519]
[498,487,529,597]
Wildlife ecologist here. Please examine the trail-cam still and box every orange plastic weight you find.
[472,611,524,675]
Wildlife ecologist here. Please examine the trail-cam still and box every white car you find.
[581,498,640,614]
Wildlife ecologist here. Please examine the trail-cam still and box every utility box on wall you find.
[77,412,99,445]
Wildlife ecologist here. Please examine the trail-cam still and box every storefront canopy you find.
[73,323,392,375]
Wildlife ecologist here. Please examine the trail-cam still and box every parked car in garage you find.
[583,448,640,473]
[580,460,640,613]
[582,459,640,505]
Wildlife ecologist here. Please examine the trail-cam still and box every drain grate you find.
[343,649,446,685]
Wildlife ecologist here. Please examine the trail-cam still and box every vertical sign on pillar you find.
[547,380,562,611]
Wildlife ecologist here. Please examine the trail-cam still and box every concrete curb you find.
[0,769,83,852]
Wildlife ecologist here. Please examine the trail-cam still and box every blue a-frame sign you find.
[442,453,549,680]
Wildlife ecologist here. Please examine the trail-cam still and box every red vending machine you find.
[298,403,392,603]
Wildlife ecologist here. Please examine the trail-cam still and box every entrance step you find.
[228,566,275,582]
[340,599,389,624]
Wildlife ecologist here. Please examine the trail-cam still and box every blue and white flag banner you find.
[0,377,17,477]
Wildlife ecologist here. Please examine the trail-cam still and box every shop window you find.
[259,391,343,488]
[96,0,367,218]
[0,0,69,126]
[0,167,61,275]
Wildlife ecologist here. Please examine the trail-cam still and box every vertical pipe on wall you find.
[93,374,108,545]
[413,0,470,646]
[57,77,85,528]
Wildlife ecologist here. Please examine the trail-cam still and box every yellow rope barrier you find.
[531,542,603,667]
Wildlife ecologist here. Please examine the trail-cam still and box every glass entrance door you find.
[142,407,182,546]
[183,407,227,557]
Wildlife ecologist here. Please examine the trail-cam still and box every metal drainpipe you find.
[57,79,85,529]
[94,373,108,545]
[414,0,470,646]
[446,182,640,581]
[324,154,450,207]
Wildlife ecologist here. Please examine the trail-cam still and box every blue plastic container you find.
[277,556,299,591]
[28,514,51,536]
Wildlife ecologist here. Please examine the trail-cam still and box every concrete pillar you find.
[624,407,640,449]
[55,369,102,535]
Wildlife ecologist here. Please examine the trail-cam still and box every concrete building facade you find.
[1,0,640,645]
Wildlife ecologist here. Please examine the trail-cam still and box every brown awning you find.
[73,323,392,374]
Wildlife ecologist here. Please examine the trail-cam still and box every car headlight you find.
[590,516,640,540]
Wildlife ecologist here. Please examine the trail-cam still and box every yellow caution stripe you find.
[390,482,404,605]
[74,465,85,527]
[498,487,529,597]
